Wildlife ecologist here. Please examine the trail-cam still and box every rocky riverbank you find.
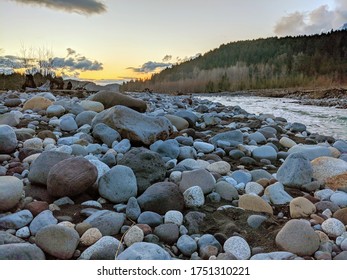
[0,89,347,260]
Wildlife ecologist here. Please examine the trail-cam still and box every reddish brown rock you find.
[325,172,347,192]
[47,157,98,197]
[333,208,347,225]
[25,201,49,216]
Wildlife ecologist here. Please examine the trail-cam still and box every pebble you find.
[252,145,277,162]
[80,228,102,246]
[223,236,251,260]
[29,210,58,235]
[245,182,264,195]
[116,242,171,260]
[164,210,184,226]
[206,161,231,175]
[154,223,179,244]
[289,197,316,218]
[239,194,273,214]
[15,226,31,238]
[311,156,347,182]
[183,186,205,208]
[0,124,17,153]
[0,176,24,211]
[265,182,293,205]
[83,210,125,236]
[179,169,216,194]
[330,191,347,207]
[0,210,33,230]
[0,243,45,260]
[193,141,214,153]
[177,235,197,257]
[79,236,124,260]
[123,225,144,247]
[247,215,268,228]
[137,211,163,227]
[321,218,346,238]
[215,181,239,201]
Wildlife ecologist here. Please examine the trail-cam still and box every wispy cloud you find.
[274,0,347,36]
[10,0,106,15]
[162,55,172,62]
[127,61,172,73]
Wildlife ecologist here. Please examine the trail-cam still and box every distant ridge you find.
[122,30,347,93]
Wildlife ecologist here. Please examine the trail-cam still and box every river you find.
[196,95,347,141]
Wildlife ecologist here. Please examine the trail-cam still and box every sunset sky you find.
[1,0,346,84]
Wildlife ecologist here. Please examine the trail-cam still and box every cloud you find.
[162,55,172,62]
[127,61,172,73]
[274,0,347,36]
[0,55,24,69]
[52,56,103,71]
[66,48,76,56]
[176,53,202,63]
[10,0,106,15]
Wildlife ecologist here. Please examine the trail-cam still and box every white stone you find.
[206,161,231,175]
[169,171,182,183]
[245,182,264,195]
[183,186,205,208]
[223,236,251,260]
[321,218,346,238]
[164,210,184,226]
[16,226,30,238]
[80,228,102,246]
[279,137,297,148]
[23,137,43,150]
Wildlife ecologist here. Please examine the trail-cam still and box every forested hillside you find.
[121,30,347,93]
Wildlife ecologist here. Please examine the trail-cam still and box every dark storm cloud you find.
[10,0,106,15]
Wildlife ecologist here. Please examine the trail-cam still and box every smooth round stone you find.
[265,182,293,205]
[99,165,137,203]
[154,223,179,244]
[247,215,268,229]
[23,96,53,111]
[177,158,210,170]
[333,140,347,153]
[288,145,332,160]
[80,100,104,112]
[330,192,347,207]
[325,172,347,192]
[60,116,78,132]
[15,226,31,238]
[0,243,46,260]
[0,210,33,229]
[76,111,98,126]
[321,218,346,238]
[179,169,216,194]
[193,142,215,153]
[340,238,347,251]
[183,186,205,208]
[46,105,65,117]
[252,145,277,162]
[80,228,102,246]
[83,210,125,236]
[0,176,23,211]
[35,225,80,259]
[164,114,189,130]
[223,236,251,260]
[0,125,17,153]
[169,171,182,184]
[250,169,274,181]
[215,181,239,201]
[251,251,297,260]
[206,161,231,175]
[79,236,124,260]
[137,211,163,227]
[248,132,266,144]
[311,157,347,182]
[23,137,43,150]
[333,208,347,225]
[245,182,264,195]
[198,234,222,252]
[113,139,131,154]
[29,210,58,235]
[47,157,98,197]
[279,137,297,148]
[116,242,171,260]
[289,197,316,218]
[275,219,320,256]
[124,225,144,247]
[276,153,313,187]
[177,235,197,257]
[88,159,110,183]
[231,170,252,184]
[178,146,197,160]
[315,189,335,201]
[164,210,183,226]
[126,197,141,221]
[239,194,273,214]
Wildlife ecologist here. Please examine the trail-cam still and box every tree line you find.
[121,30,347,93]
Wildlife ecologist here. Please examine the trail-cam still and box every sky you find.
[0,0,346,84]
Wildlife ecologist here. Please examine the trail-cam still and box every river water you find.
[197,95,347,141]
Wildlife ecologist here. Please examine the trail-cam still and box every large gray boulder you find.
[0,243,46,260]
[99,165,137,203]
[137,182,184,215]
[276,153,313,187]
[118,148,166,193]
[91,105,173,145]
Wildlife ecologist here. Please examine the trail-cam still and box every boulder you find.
[23,96,53,111]
[311,157,347,182]
[91,105,173,145]
[119,148,166,193]
[47,157,98,197]
[137,182,184,215]
[90,91,147,112]
[28,151,72,185]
